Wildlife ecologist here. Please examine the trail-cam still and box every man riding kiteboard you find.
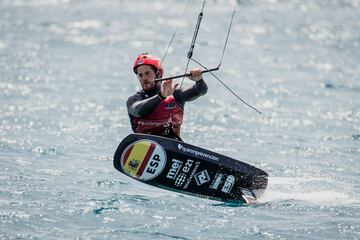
[127,53,208,140]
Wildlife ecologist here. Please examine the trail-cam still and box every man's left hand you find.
[187,68,203,81]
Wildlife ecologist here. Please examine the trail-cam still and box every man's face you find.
[136,65,156,91]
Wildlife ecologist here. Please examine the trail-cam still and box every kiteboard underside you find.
[113,133,268,203]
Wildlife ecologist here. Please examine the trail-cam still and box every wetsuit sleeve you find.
[173,79,208,103]
[127,93,162,117]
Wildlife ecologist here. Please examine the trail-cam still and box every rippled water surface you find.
[1,0,359,239]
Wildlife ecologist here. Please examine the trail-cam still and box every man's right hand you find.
[161,79,178,97]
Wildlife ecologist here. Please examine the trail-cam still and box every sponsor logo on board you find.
[175,173,187,187]
[183,161,200,189]
[120,140,167,181]
[221,175,235,194]
[177,144,219,161]
[166,159,183,179]
[195,170,210,186]
[168,158,200,189]
[210,172,224,190]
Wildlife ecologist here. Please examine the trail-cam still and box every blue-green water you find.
[1,0,359,239]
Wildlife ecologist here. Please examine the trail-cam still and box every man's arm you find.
[173,79,208,103]
[127,93,162,117]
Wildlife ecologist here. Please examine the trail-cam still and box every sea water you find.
[0,0,359,239]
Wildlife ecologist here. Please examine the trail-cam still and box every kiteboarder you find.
[127,53,208,140]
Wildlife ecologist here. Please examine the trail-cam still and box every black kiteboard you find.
[113,133,268,203]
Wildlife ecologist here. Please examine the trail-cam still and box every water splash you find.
[260,177,360,206]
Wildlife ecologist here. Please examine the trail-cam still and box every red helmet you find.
[133,53,164,78]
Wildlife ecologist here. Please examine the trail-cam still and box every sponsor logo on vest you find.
[165,102,176,110]
[177,144,219,161]
[120,140,167,181]
[195,170,210,186]
[221,175,235,194]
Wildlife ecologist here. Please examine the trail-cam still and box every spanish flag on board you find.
[120,140,167,181]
